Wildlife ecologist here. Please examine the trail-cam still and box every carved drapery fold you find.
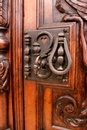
[56,0,87,67]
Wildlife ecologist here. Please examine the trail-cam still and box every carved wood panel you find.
[37,0,76,27]
[24,0,87,130]
[37,85,87,130]
[37,0,87,130]
[0,0,10,130]
[0,0,9,92]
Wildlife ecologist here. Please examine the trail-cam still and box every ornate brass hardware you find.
[24,27,72,84]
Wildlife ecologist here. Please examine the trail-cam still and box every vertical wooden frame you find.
[24,0,37,130]
[23,0,87,130]
[11,0,24,130]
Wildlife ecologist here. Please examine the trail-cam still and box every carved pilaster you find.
[0,0,10,130]
[0,0,9,92]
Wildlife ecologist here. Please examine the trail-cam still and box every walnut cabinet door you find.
[21,0,87,130]
[2,0,87,130]
[23,0,87,130]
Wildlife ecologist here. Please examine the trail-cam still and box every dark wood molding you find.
[23,0,87,130]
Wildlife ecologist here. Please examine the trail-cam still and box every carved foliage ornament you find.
[0,55,9,92]
[0,0,10,92]
[55,0,87,128]
[0,0,9,27]
[56,95,87,127]
[56,0,87,67]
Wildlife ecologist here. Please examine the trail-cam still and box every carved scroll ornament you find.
[33,31,53,79]
[0,0,10,92]
[56,95,87,128]
[56,0,87,67]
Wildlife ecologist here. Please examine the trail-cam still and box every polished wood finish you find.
[24,0,87,130]
[0,0,87,130]
[56,0,87,67]
[11,0,24,130]
[0,0,10,130]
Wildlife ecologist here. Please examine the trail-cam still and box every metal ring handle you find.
[48,36,72,75]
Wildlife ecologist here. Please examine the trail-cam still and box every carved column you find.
[0,0,10,129]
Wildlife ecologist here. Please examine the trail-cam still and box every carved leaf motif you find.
[66,118,87,127]
[0,58,9,92]
[56,95,87,127]
[0,0,9,27]
[80,98,87,116]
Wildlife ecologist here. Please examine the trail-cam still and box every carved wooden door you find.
[23,0,87,130]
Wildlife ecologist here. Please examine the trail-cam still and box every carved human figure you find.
[56,0,87,66]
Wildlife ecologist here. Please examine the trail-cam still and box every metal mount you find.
[24,27,72,84]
